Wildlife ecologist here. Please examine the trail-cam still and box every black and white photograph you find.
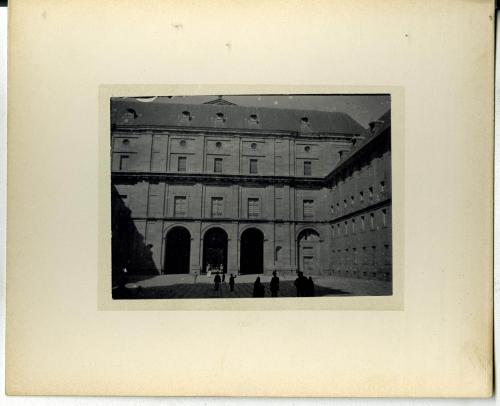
[110,94,392,300]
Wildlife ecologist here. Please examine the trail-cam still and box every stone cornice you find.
[112,125,357,141]
[111,171,326,187]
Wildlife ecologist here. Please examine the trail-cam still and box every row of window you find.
[332,244,391,265]
[174,196,262,218]
[118,154,314,176]
[172,197,317,219]
[332,208,389,236]
[332,181,387,214]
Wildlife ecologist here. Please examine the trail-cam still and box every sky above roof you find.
[130,94,390,128]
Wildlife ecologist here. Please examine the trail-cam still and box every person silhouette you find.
[307,276,315,297]
[253,277,265,297]
[214,272,221,291]
[294,271,308,297]
[270,271,280,297]
[229,274,236,292]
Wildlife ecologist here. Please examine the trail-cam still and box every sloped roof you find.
[111,99,366,135]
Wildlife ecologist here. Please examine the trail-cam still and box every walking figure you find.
[252,277,265,298]
[214,272,221,291]
[270,271,280,297]
[229,274,236,292]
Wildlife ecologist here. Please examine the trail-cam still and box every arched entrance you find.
[202,227,228,274]
[164,226,191,274]
[297,229,320,274]
[240,228,264,274]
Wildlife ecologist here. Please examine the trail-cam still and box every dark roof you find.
[326,109,391,179]
[111,99,366,135]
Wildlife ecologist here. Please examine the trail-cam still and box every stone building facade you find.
[111,97,391,281]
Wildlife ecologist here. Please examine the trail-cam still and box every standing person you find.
[253,277,265,297]
[193,271,198,284]
[307,276,315,297]
[294,271,304,297]
[221,273,226,285]
[270,271,280,297]
[214,272,221,291]
[229,274,236,292]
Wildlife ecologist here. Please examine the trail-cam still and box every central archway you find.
[240,228,264,274]
[202,227,228,274]
[164,226,191,274]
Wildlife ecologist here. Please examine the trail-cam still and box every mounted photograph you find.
[110,94,392,300]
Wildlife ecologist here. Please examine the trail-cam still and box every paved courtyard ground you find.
[113,273,392,299]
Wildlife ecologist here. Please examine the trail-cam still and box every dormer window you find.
[301,117,309,124]
[125,108,137,119]
[216,112,225,121]
[249,114,259,124]
[181,110,192,121]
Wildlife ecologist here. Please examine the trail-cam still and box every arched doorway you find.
[240,228,264,274]
[202,227,228,274]
[164,226,191,274]
[297,229,320,274]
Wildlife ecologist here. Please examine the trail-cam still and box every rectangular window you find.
[344,221,348,235]
[250,159,258,174]
[211,197,224,218]
[214,158,222,173]
[343,199,347,208]
[351,195,355,206]
[359,191,364,202]
[361,215,365,231]
[119,155,129,170]
[380,180,386,193]
[178,156,187,172]
[382,209,387,227]
[304,161,312,176]
[369,186,374,200]
[370,212,375,229]
[352,218,356,233]
[248,198,260,219]
[174,196,187,217]
[303,199,314,219]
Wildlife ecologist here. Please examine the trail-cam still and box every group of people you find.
[213,270,315,297]
[213,272,237,292]
[294,271,315,297]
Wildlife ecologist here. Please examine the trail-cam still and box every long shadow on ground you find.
[113,280,351,300]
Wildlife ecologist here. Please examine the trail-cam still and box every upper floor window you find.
[211,197,224,218]
[382,208,387,227]
[359,191,364,202]
[174,196,187,217]
[249,114,259,124]
[303,199,314,219]
[214,158,223,173]
[370,212,375,229]
[119,155,130,170]
[369,186,374,199]
[380,180,386,193]
[177,156,187,172]
[304,161,312,176]
[248,198,260,219]
[351,195,355,206]
[250,159,258,174]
